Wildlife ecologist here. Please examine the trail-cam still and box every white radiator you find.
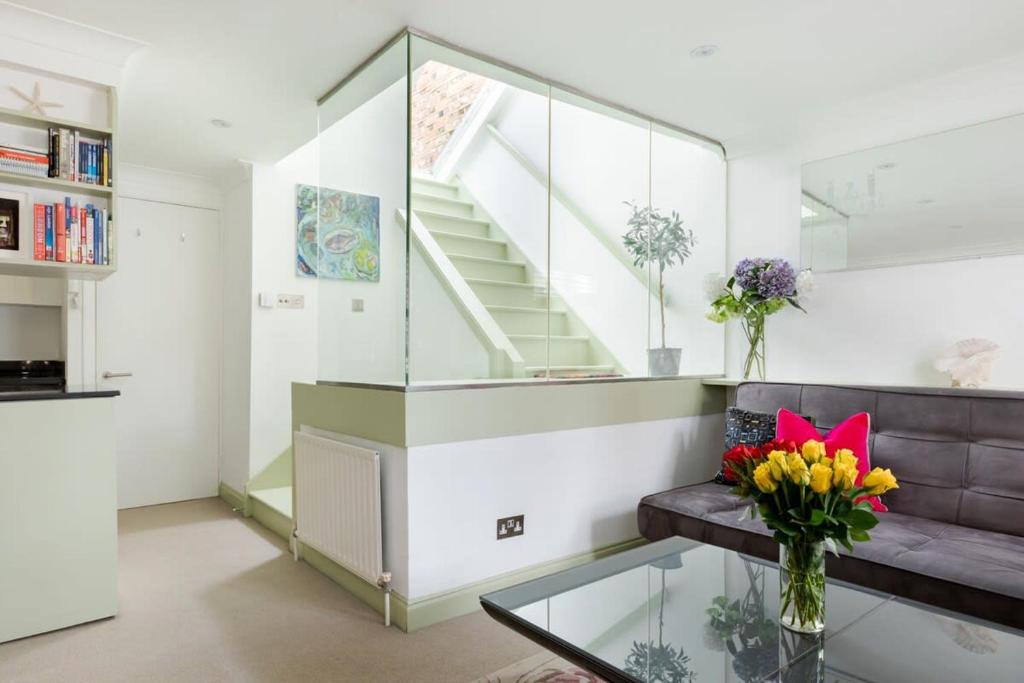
[293,431,384,588]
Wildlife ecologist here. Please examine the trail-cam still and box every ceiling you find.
[11,0,1024,178]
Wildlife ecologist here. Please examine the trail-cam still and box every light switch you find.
[258,292,275,308]
[352,298,365,312]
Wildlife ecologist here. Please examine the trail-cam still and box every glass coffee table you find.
[481,537,1024,682]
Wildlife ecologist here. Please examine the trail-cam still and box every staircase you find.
[411,176,620,379]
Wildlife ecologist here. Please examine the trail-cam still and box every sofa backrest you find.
[736,382,1024,537]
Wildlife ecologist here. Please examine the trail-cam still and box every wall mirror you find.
[801,113,1024,271]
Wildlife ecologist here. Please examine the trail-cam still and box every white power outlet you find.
[276,294,304,309]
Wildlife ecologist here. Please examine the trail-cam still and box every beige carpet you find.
[0,498,540,683]
[472,652,606,682]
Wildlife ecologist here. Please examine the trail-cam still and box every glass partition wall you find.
[315,31,726,386]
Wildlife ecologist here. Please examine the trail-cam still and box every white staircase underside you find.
[411,176,622,379]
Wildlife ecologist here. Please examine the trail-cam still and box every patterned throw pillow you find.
[713,408,778,484]
[713,408,814,484]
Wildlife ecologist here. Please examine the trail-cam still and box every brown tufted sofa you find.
[638,382,1024,629]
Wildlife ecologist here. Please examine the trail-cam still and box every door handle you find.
[103,371,133,379]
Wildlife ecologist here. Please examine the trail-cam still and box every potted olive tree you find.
[623,201,696,376]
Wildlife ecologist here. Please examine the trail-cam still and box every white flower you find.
[934,338,1001,388]
[795,269,815,300]
[703,273,727,301]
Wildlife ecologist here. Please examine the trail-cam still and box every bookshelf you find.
[0,90,118,281]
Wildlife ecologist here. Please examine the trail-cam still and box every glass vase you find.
[741,313,766,380]
[779,540,825,634]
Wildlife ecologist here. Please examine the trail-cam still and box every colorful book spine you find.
[104,211,112,264]
[80,207,87,263]
[44,205,54,260]
[0,145,49,177]
[33,204,45,260]
[54,203,66,262]
[85,204,94,264]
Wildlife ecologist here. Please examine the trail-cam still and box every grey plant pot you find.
[648,347,682,377]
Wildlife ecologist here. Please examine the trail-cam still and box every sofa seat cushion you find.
[638,482,1024,626]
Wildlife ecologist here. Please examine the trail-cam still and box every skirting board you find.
[218,482,250,517]
[234,477,647,632]
[300,535,646,633]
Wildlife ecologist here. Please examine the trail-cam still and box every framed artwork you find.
[0,189,29,259]
[296,184,380,281]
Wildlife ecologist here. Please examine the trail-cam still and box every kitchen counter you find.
[0,393,119,642]
[0,386,120,402]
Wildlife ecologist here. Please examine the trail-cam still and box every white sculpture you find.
[934,338,1001,388]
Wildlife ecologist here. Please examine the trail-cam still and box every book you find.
[54,202,66,262]
[33,204,44,260]
[80,206,87,263]
[44,205,53,260]
[85,204,94,264]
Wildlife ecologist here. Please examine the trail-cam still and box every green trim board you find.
[293,378,726,448]
[294,534,645,633]
[250,495,293,542]
[218,482,250,517]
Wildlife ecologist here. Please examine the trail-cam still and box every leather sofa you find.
[638,382,1024,629]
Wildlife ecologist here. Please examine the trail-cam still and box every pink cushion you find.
[776,408,887,512]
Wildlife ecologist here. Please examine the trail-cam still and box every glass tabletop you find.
[480,537,1024,683]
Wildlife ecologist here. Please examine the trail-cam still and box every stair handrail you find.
[396,208,525,378]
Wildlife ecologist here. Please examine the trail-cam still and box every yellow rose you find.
[809,463,832,494]
[766,450,790,480]
[863,467,899,495]
[833,448,859,470]
[801,440,827,464]
[753,462,778,493]
[832,462,857,491]
[787,451,810,486]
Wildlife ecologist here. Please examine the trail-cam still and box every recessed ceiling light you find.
[877,162,897,170]
[210,118,232,129]
[916,198,935,205]
[690,45,719,59]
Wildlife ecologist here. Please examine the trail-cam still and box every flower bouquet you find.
[706,258,811,380]
[724,439,898,633]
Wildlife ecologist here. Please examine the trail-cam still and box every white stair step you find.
[509,334,591,366]
[412,192,475,218]
[525,365,618,378]
[416,210,490,238]
[487,305,568,335]
[466,278,549,308]
[430,231,508,260]
[449,254,527,283]
[411,176,459,199]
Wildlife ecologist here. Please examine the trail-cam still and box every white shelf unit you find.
[0,90,118,281]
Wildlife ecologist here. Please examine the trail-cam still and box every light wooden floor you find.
[0,498,539,682]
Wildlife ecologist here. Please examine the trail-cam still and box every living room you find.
[0,2,1021,682]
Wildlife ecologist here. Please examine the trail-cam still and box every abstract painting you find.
[296,184,380,281]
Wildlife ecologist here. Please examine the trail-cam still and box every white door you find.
[98,198,220,508]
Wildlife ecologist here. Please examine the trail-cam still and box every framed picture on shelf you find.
[0,189,29,259]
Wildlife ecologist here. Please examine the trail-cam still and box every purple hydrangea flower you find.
[757,259,797,299]
[734,257,767,290]
[734,257,797,299]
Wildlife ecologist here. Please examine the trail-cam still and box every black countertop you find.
[0,386,120,402]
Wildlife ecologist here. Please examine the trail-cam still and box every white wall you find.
[219,164,254,493]
[726,56,1024,389]
[404,413,724,600]
[0,304,61,359]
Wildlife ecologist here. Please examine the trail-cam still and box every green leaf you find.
[824,537,839,557]
[809,509,827,526]
[844,508,879,531]
[850,528,871,543]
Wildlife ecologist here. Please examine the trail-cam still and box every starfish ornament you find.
[8,82,64,117]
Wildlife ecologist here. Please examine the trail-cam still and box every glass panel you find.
[496,539,889,682]
[651,124,727,376]
[801,113,1024,272]
[549,89,651,379]
[407,35,550,383]
[315,36,408,384]
[805,597,1024,682]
